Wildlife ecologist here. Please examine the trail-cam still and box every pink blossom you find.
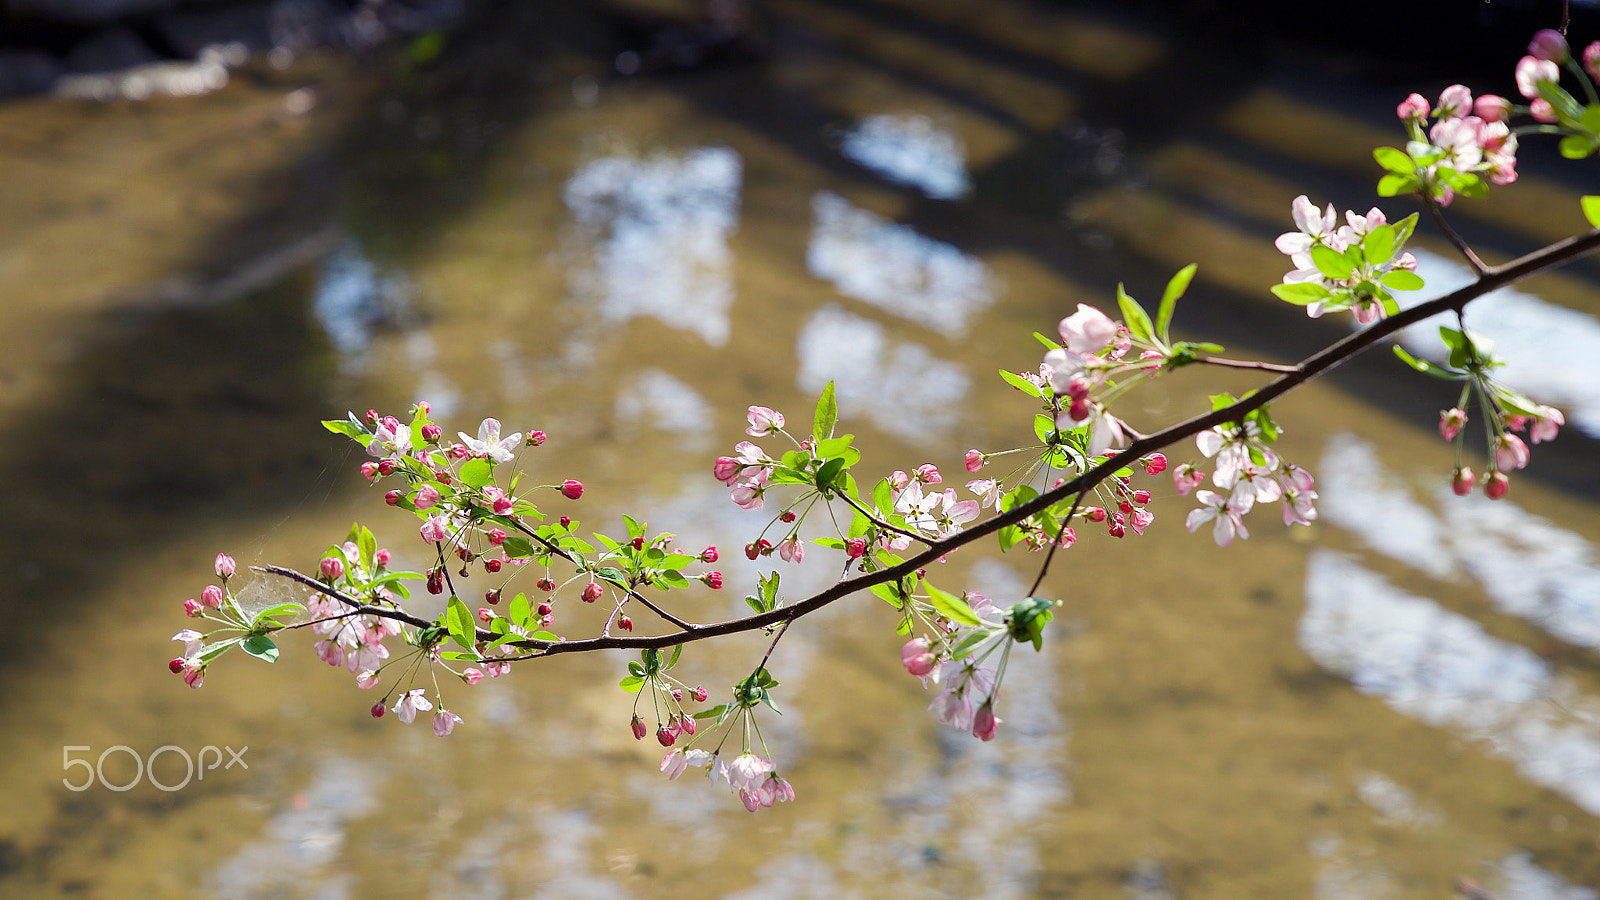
[370,702,385,718]
[1439,408,1467,441]
[1058,303,1118,355]
[201,584,224,609]
[660,748,714,780]
[1173,463,1204,496]
[459,418,521,463]
[413,484,441,510]
[1485,470,1510,499]
[357,670,381,689]
[214,553,236,579]
[393,689,433,724]
[171,629,203,657]
[1473,94,1511,123]
[1185,490,1251,546]
[1436,84,1473,119]
[967,478,1002,510]
[183,598,202,617]
[965,449,985,473]
[1280,489,1318,527]
[700,545,719,562]
[560,480,584,500]
[1528,28,1570,63]
[319,556,345,581]
[901,637,938,678]
[777,535,804,563]
[314,640,344,667]
[730,474,768,510]
[972,701,1000,742]
[1494,433,1530,470]
[1529,407,1564,443]
[1396,92,1429,120]
[420,515,450,543]
[432,709,463,737]
[182,665,205,689]
[745,406,785,437]
[1516,56,1560,99]
[369,415,411,459]
[844,538,866,559]
[1142,453,1167,475]
[420,423,442,443]
[703,571,723,589]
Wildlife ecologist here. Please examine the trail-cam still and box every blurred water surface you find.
[2,2,1599,898]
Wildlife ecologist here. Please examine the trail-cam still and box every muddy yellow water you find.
[3,3,1599,898]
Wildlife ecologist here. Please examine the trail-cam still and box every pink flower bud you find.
[901,638,938,677]
[169,657,187,674]
[319,556,345,581]
[581,581,603,602]
[1586,41,1600,81]
[559,516,571,529]
[703,571,724,589]
[371,702,386,718]
[420,423,442,443]
[463,668,484,686]
[1439,408,1467,442]
[214,553,236,579]
[745,405,785,437]
[1396,92,1429,121]
[656,726,676,747]
[700,545,718,563]
[360,461,380,480]
[426,567,445,595]
[779,510,797,523]
[559,480,584,500]
[693,686,708,702]
[1142,453,1167,475]
[477,606,494,624]
[184,598,203,617]
[1451,467,1475,496]
[845,538,867,559]
[914,464,941,484]
[385,490,404,506]
[483,558,502,573]
[413,484,441,510]
[1495,433,1530,471]
[536,578,555,592]
[1083,506,1106,523]
[486,528,507,546]
[631,715,647,740]
[183,666,204,689]
[375,548,391,567]
[1529,28,1570,63]
[201,584,224,608]
[1473,94,1512,123]
[681,715,696,736]
[1484,470,1510,500]
[485,588,501,605]
[618,614,633,631]
[1132,490,1151,504]
[537,602,552,616]
[972,701,1000,742]
[527,430,547,446]
[713,456,741,484]
[1436,84,1472,119]
[965,449,985,472]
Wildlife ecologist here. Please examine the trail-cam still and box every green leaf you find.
[1155,264,1196,345]
[870,581,906,609]
[508,592,531,628]
[458,458,494,489]
[1115,285,1153,343]
[1381,269,1424,291]
[619,675,644,693]
[1362,224,1396,264]
[1392,344,1461,379]
[1310,244,1356,280]
[240,635,279,663]
[322,414,371,444]
[1271,282,1332,305]
[815,456,847,492]
[1005,597,1055,652]
[1376,173,1415,197]
[1559,135,1594,159]
[872,478,893,516]
[1373,146,1416,175]
[1582,196,1600,229]
[1390,213,1418,248]
[814,436,854,458]
[446,597,475,650]
[927,584,983,627]
[501,537,536,559]
[1033,413,1056,445]
[813,381,838,444]
[998,368,1042,397]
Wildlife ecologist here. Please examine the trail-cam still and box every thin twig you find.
[1424,194,1489,274]
[1191,356,1298,373]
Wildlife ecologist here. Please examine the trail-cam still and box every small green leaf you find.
[1581,196,1600,229]
[815,456,847,492]
[1376,173,1415,197]
[501,536,535,559]
[1362,224,1395,264]
[1310,244,1356,280]
[458,458,494,489]
[998,368,1042,397]
[1373,146,1416,175]
[1392,345,1461,379]
[240,635,280,663]
[927,584,983,627]
[1271,282,1333,304]
[446,597,475,650]
[1382,269,1424,291]
[1115,285,1153,343]
[322,415,371,444]
[619,675,644,693]
[813,381,838,444]
[1155,263,1196,345]
[1033,413,1056,444]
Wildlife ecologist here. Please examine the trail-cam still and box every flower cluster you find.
[1389,84,1520,204]
[1271,196,1422,322]
[899,592,1055,742]
[169,553,303,690]
[658,666,796,812]
[1173,410,1317,546]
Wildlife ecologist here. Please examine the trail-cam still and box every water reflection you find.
[311,242,411,368]
[563,147,743,347]
[1301,550,1600,814]
[1320,434,1600,652]
[837,114,970,201]
[1392,249,1600,437]
[806,192,998,339]
[796,305,969,444]
[614,368,714,439]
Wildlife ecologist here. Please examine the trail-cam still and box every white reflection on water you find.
[807,192,998,338]
[1319,434,1600,652]
[1498,851,1599,900]
[615,367,714,437]
[1354,770,1440,829]
[208,756,376,899]
[563,147,742,346]
[796,305,969,444]
[311,242,410,368]
[1388,249,1600,437]
[838,114,971,201]
[1299,551,1600,814]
